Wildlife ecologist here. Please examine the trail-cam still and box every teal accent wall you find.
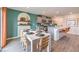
[29,13,37,30]
[7,8,37,38]
[7,9,20,38]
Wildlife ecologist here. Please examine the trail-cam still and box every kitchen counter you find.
[48,26,69,41]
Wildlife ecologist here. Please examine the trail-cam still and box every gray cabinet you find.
[48,26,54,39]
[48,26,66,41]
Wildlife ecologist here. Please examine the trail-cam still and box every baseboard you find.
[7,36,20,40]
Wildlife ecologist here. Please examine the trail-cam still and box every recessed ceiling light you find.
[26,7,30,8]
[56,11,59,14]
[42,11,45,14]
[69,12,73,14]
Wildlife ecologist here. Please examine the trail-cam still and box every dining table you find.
[24,30,51,52]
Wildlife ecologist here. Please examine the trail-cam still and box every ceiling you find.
[9,7,79,17]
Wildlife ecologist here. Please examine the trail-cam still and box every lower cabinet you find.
[68,27,79,35]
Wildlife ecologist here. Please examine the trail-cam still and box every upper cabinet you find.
[37,16,42,23]
[37,15,52,25]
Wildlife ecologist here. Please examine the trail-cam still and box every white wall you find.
[0,8,1,48]
[52,16,65,26]
[0,9,1,39]
[52,13,79,35]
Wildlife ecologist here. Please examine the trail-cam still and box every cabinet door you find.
[73,27,79,35]
[37,17,42,23]
[48,27,54,39]
[68,27,79,35]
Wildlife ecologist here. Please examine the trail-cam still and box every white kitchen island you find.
[48,26,68,41]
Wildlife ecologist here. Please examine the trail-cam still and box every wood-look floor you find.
[2,34,79,52]
[52,34,79,52]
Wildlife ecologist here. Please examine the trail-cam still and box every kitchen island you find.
[48,26,70,41]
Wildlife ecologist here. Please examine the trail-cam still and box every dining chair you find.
[37,36,49,52]
[20,30,28,51]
